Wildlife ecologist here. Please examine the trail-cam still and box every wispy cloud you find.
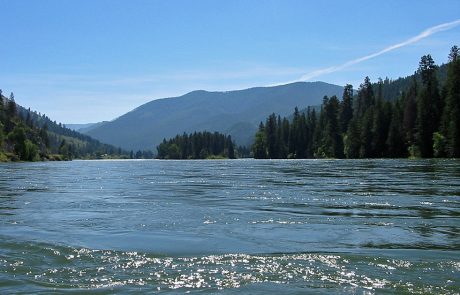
[271,19,460,86]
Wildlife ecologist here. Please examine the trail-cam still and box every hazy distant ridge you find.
[84,81,344,150]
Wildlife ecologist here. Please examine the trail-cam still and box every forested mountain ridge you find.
[0,92,129,161]
[253,47,460,159]
[84,82,344,151]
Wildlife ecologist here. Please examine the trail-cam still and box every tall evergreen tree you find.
[356,76,374,118]
[403,78,418,149]
[317,96,343,158]
[7,92,17,118]
[306,108,317,158]
[359,108,374,158]
[386,101,406,157]
[417,55,440,157]
[266,113,278,158]
[252,48,456,160]
[344,118,360,158]
[443,45,460,157]
[253,122,267,159]
[277,115,288,158]
[288,107,300,157]
[339,84,353,134]
[371,96,391,157]
[227,135,235,159]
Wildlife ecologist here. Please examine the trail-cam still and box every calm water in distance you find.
[0,159,459,294]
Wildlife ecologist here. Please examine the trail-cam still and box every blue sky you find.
[1,0,459,123]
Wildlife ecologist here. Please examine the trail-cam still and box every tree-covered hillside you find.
[253,47,460,159]
[0,92,129,161]
[84,82,344,150]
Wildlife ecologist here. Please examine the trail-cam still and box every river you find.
[0,159,459,293]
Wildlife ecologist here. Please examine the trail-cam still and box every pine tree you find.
[371,96,390,157]
[288,107,300,157]
[8,125,27,159]
[443,46,460,157]
[266,113,278,158]
[253,122,267,159]
[7,92,17,118]
[386,101,406,157]
[344,118,360,158]
[277,115,288,158]
[417,55,440,157]
[339,84,353,133]
[227,135,235,159]
[360,108,374,158]
[356,76,374,118]
[403,78,417,149]
[306,108,317,158]
[318,96,343,158]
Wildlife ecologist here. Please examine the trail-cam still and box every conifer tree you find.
[344,119,360,158]
[339,84,353,134]
[417,55,440,157]
[253,122,267,159]
[318,96,343,158]
[266,113,278,158]
[403,78,417,149]
[443,46,460,157]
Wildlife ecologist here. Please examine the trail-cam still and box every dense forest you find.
[157,131,236,159]
[253,46,460,159]
[0,93,129,161]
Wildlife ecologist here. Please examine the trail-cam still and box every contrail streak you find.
[271,19,460,86]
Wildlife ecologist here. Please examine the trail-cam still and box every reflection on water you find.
[0,159,459,293]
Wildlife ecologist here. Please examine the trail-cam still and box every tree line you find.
[0,92,129,161]
[253,46,460,159]
[157,131,235,159]
[0,92,51,161]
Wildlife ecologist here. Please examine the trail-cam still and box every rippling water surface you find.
[0,159,459,293]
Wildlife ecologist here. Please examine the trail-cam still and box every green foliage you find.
[344,119,361,158]
[24,140,39,161]
[317,96,343,158]
[253,47,460,159]
[253,123,267,159]
[59,139,72,160]
[157,131,236,159]
[386,101,406,158]
[443,46,460,157]
[0,91,129,161]
[402,79,417,146]
[339,84,353,133]
[433,132,446,158]
[417,54,441,158]
[408,145,421,159]
[8,126,27,159]
[253,106,318,159]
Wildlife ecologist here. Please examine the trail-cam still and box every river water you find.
[0,159,459,294]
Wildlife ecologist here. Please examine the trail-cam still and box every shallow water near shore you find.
[0,159,459,293]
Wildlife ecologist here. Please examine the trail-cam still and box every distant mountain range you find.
[82,81,344,151]
[65,122,108,133]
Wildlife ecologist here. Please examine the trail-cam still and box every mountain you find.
[85,81,344,151]
[65,123,96,131]
[17,109,128,159]
[0,93,129,161]
[65,121,108,133]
